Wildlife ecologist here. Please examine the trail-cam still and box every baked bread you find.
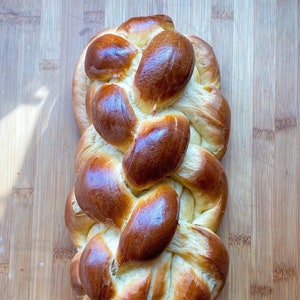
[66,14,231,299]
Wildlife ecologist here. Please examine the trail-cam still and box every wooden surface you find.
[0,0,299,299]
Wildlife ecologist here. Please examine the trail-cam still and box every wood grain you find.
[0,0,299,299]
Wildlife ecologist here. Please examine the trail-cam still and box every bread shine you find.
[66,14,231,300]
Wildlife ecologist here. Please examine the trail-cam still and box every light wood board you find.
[0,0,299,299]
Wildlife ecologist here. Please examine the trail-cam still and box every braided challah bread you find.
[66,14,231,299]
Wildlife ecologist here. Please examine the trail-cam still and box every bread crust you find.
[67,14,231,299]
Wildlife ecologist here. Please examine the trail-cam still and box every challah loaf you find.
[66,14,231,299]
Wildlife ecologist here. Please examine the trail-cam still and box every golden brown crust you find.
[174,144,228,231]
[85,81,101,127]
[91,83,138,150]
[72,29,114,134]
[78,234,115,300]
[173,85,231,159]
[65,188,96,250]
[150,253,172,299]
[116,183,179,266]
[171,260,211,300]
[122,113,190,190]
[75,153,133,228]
[85,34,137,81]
[168,223,229,298]
[188,35,221,88]
[70,252,85,297]
[134,30,195,112]
[117,14,174,35]
[118,274,151,300]
[67,14,231,300]
[117,14,175,48]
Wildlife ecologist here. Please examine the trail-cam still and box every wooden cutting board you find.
[0,0,299,299]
